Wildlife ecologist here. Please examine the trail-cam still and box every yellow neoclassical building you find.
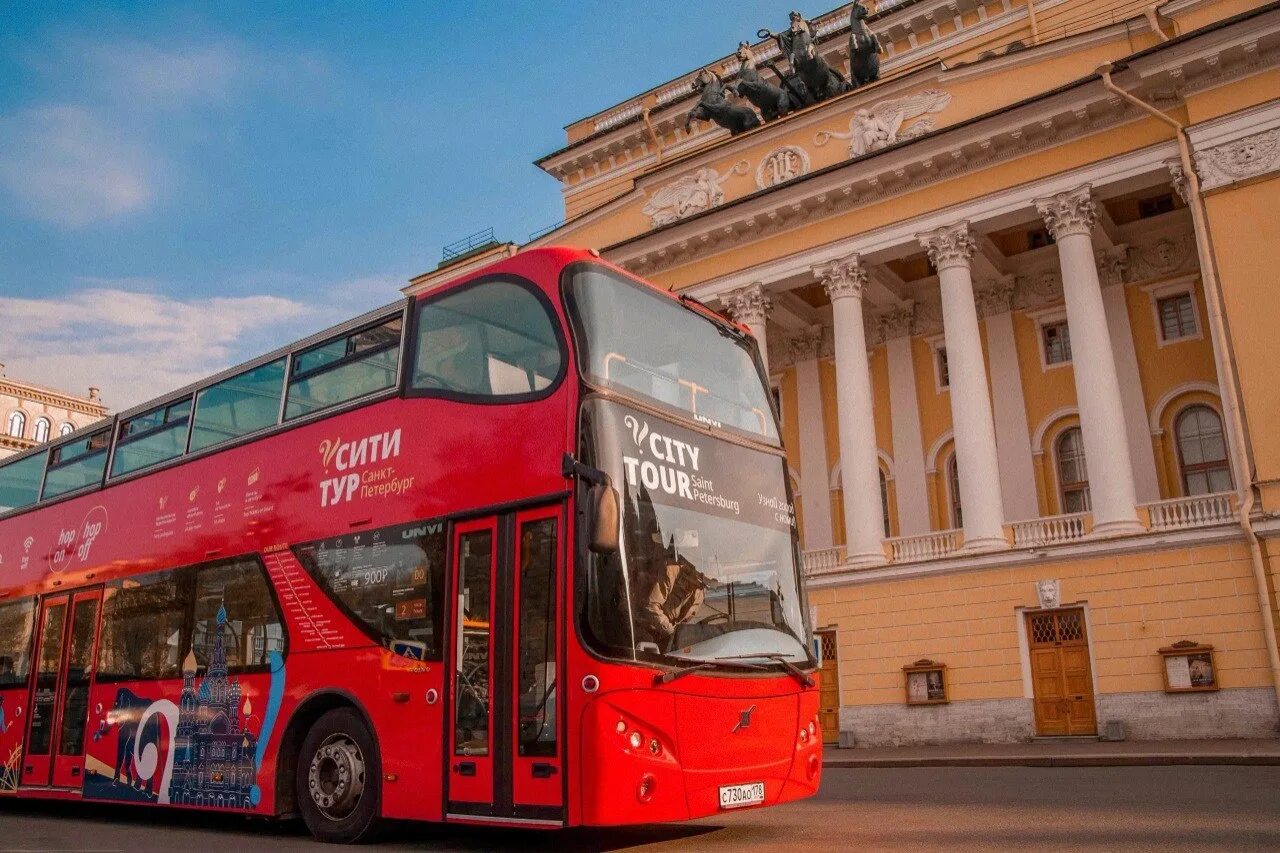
[511,0,1280,745]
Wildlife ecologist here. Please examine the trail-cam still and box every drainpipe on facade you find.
[1145,3,1172,41]
[1027,0,1040,45]
[1098,63,1280,709]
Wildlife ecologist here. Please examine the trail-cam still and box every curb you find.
[824,754,1280,768]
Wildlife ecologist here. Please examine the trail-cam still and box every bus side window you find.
[42,427,111,500]
[293,518,447,660]
[98,570,193,681]
[285,316,403,420]
[0,597,36,687]
[412,280,563,398]
[189,358,287,453]
[0,453,46,514]
[191,559,285,672]
[111,397,193,478]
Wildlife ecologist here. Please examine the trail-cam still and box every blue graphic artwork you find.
[86,603,287,809]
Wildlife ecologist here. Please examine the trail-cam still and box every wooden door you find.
[817,631,840,745]
[1027,608,1097,736]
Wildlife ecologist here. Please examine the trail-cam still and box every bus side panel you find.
[83,670,280,813]
[0,684,25,793]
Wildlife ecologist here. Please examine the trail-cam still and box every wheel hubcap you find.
[307,733,366,820]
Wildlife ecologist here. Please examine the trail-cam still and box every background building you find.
[525,0,1280,744]
[0,363,108,459]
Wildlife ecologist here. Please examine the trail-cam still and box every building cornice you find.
[0,379,106,416]
[595,10,1280,289]
[537,0,1071,183]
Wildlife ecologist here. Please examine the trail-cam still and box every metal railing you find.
[441,227,497,262]
[1010,513,1090,548]
[1142,493,1236,532]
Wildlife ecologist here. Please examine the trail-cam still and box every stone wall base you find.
[840,697,1035,747]
[1096,687,1280,740]
[839,688,1280,747]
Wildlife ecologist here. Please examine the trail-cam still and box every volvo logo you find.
[732,705,756,733]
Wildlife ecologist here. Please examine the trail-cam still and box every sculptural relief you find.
[642,162,749,227]
[1194,128,1280,191]
[815,90,953,157]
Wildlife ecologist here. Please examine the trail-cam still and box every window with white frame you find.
[6,411,25,439]
[879,469,891,538]
[1175,405,1232,496]
[1157,293,1198,342]
[32,418,50,444]
[58,423,75,437]
[936,346,949,390]
[1042,321,1072,365]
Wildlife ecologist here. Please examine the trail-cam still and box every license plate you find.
[718,781,765,809]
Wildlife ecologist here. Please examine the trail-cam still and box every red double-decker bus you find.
[0,247,820,842]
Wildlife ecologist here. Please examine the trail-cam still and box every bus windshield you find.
[579,398,811,667]
[564,264,779,445]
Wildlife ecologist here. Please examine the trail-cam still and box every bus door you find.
[22,588,101,789]
[446,506,564,824]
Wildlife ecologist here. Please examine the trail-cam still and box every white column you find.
[880,307,930,536]
[816,255,885,567]
[1036,185,1142,534]
[1098,248,1161,503]
[917,222,1008,550]
[790,327,834,550]
[976,278,1040,521]
[724,282,772,370]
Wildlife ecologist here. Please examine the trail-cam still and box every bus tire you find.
[297,707,381,844]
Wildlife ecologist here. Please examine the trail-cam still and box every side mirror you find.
[588,482,620,554]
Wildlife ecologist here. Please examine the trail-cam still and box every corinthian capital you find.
[723,282,772,326]
[1035,184,1097,240]
[917,222,976,271]
[815,254,867,301]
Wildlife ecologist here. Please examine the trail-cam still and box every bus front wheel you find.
[297,707,381,844]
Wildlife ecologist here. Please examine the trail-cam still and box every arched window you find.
[879,469,891,538]
[946,453,963,529]
[32,417,50,443]
[6,411,25,439]
[1056,427,1091,513]
[59,423,75,437]
[1176,405,1232,495]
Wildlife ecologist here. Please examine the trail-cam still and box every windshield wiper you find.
[715,653,815,688]
[654,658,767,686]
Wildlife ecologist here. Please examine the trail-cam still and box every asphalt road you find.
[3,766,1279,851]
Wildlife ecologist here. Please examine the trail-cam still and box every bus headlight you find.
[629,731,644,750]
[637,773,657,803]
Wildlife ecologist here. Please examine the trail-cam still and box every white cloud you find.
[0,105,156,227]
[0,275,404,410]
[76,39,243,106]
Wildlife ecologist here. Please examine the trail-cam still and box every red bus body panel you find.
[0,246,820,828]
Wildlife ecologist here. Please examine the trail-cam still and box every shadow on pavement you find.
[0,797,723,851]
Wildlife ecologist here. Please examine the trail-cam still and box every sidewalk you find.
[823,738,1280,768]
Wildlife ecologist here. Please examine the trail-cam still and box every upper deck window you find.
[0,453,45,514]
[190,358,287,452]
[111,398,192,477]
[42,427,111,500]
[564,264,778,444]
[410,279,563,399]
[285,316,403,420]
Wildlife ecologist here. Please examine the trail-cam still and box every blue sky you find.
[0,0,788,408]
